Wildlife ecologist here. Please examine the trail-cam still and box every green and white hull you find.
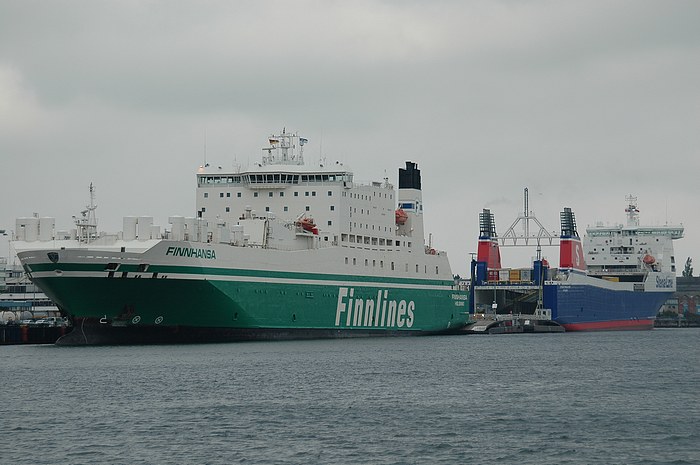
[18,241,469,344]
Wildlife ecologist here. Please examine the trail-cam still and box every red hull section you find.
[563,319,654,331]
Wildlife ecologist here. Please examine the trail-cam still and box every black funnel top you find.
[560,207,579,238]
[398,161,421,190]
[479,209,497,239]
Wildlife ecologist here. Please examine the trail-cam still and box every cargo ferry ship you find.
[12,130,469,344]
[471,197,682,331]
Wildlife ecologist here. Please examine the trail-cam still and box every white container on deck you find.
[17,217,40,242]
[184,217,197,242]
[123,217,137,241]
[137,216,153,241]
[169,216,185,241]
[38,217,55,241]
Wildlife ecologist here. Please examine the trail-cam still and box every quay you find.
[0,324,69,345]
[464,310,565,335]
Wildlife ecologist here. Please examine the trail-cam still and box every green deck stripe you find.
[29,262,453,286]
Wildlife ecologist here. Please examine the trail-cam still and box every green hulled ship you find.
[13,130,469,344]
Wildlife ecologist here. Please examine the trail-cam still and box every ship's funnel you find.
[477,209,502,269]
[396,161,424,247]
[559,207,586,271]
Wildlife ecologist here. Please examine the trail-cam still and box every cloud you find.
[0,64,44,133]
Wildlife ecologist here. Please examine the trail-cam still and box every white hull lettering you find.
[335,287,415,329]
[165,246,216,260]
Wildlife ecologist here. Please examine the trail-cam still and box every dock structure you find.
[0,324,68,344]
[464,309,564,334]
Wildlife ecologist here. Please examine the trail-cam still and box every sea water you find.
[1,329,698,464]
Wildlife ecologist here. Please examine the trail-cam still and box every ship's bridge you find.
[586,225,684,240]
[197,129,356,190]
[197,168,354,190]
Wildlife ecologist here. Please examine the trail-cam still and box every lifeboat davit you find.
[643,254,656,265]
[297,217,319,235]
[395,209,408,225]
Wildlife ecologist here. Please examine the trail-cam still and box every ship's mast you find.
[75,183,98,244]
[625,194,640,227]
[262,129,306,166]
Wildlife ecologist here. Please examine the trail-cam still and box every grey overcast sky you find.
[1,0,698,276]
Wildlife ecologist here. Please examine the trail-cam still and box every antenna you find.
[204,129,208,167]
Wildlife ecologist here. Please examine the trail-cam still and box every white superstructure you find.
[584,195,684,278]
[195,129,426,254]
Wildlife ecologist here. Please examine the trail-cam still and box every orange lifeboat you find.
[395,209,408,225]
[297,217,319,235]
[643,254,656,265]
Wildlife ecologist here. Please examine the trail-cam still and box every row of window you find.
[344,257,438,274]
[198,173,351,186]
[341,234,408,247]
[207,205,336,214]
[345,191,392,200]
[588,229,682,237]
[204,190,335,199]
[349,222,392,233]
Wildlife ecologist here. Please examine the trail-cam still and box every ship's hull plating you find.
[544,281,671,331]
[21,247,469,345]
[57,317,464,345]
